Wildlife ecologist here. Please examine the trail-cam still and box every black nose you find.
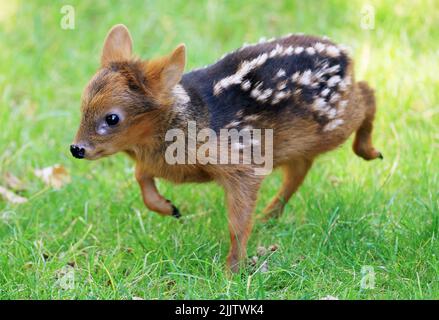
[70,145,85,159]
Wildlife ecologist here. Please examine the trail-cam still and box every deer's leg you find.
[353,81,382,161]
[135,167,180,218]
[262,158,313,220]
[222,174,262,272]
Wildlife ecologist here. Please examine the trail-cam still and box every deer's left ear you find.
[101,24,133,66]
[161,44,186,90]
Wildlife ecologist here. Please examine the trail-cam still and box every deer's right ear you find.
[101,24,133,66]
[160,44,186,90]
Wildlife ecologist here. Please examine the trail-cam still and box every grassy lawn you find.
[0,0,438,299]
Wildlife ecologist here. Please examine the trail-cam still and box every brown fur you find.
[73,25,382,273]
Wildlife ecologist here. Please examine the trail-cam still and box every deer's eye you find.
[105,114,119,126]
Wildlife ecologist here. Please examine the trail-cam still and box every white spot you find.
[294,47,304,54]
[298,70,312,86]
[275,69,286,78]
[241,80,251,91]
[313,98,327,111]
[324,118,344,131]
[255,53,269,66]
[326,45,341,57]
[314,42,326,52]
[306,47,316,55]
[256,88,273,102]
[244,114,260,121]
[310,80,320,88]
[271,90,291,105]
[225,121,240,129]
[328,75,341,87]
[259,37,267,43]
[326,64,341,74]
[327,108,337,119]
[291,72,300,82]
[269,48,278,58]
[250,82,263,99]
[269,44,284,58]
[329,93,340,103]
[321,88,330,97]
[284,46,294,55]
[339,76,352,91]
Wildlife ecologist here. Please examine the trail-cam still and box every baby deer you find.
[71,25,382,272]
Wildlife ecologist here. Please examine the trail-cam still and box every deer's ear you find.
[160,44,186,89]
[101,24,133,66]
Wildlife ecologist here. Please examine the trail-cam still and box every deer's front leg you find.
[135,168,181,218]
[223,175,262,272]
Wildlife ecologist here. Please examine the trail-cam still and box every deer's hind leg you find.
[262,158,313,221]
[353,81,383,161]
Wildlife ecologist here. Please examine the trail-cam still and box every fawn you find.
[71,25,382,272]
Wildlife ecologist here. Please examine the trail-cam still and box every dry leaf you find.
[249,256,259,266]
[34,164,71,189]
[329,176,341,187]
[0,186,28,204]
[320,295,339,300]
[256,246,267,257]
[4,172,26,191]
[260,261,269,273]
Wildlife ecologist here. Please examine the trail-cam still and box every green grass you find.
[0,0,438,299]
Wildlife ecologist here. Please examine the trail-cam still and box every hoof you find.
[260,207,283,222]
[171,205,181,219]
